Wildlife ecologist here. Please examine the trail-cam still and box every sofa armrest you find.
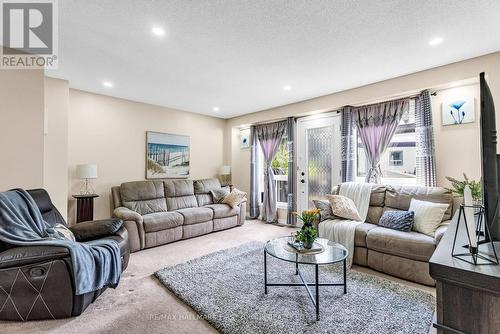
[113,207,143,223]
[0,246,70,269]
[434,221,450,245]
[113,207,144,252]
[69,219,123,242]
[238,200,247,225]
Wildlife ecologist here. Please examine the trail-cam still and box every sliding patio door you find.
[296,114,341,213]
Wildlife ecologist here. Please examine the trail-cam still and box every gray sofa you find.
[325,184,458,286]
[111,178,246,252]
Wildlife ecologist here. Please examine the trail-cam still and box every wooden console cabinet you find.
[430,216,500,334]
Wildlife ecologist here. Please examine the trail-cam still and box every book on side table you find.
[287,240,324,253]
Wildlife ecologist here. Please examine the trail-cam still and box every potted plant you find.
[445,173,482,204]
[293,209,320,249]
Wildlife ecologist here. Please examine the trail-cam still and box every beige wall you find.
[67,90,226,224]
[44,77,69,220]
[432,84,481,187]
[0,69,45,190]
[227,51,500,196]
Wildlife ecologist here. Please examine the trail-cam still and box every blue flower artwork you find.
[442,98,475,126]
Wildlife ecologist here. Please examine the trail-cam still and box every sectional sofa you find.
[111,178,246,252]
[326,184,459,286]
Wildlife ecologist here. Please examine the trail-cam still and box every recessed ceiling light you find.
[102,81,113,88]
[213,107,220,112]
[429,37,444,46]
[283,85,291,91]
[152,27,166,36]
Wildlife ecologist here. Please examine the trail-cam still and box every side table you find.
[73,194,99,223]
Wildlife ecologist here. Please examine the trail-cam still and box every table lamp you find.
[77,164,97,195]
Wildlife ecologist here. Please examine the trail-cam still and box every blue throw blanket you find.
[0,189,121,295]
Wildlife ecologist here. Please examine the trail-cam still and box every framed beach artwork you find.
[441,97,475,126]
[146,131,190,179]
[240,128,251,149]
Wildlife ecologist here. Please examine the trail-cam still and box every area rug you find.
[155,242,435,334]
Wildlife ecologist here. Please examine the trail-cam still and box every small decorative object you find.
[146,131,190,179]
[76,164,97,195]
[441,97,475,125]
[445,173,482,203]
[452,186,498,265]
[240,128,250,148]
[293,209,320,249]
[219,165,231,186]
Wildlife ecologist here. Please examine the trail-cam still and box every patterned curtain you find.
[415,90,437,187]
[353,98,410,183]
[256,121,287,223]
[249,125,260,219]
[341,106,356,182]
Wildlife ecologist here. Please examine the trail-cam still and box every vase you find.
[303,239,314,249]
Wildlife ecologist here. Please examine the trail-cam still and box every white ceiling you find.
[47,0,500,119]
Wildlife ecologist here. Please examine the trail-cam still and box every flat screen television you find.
[480,72,500,241]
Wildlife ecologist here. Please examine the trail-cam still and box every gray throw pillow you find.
[379,210,414,232]
[313,199,334,222]
[211,188,230,204]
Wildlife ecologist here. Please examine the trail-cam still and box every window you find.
[389,151,403,166]
[271,137,288,205]
[356,99,417,185]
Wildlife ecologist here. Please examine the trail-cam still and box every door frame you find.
[296,112,342,213]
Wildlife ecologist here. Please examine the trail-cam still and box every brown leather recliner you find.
[0,189,130,321]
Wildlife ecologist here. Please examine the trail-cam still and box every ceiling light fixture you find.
[152,27,166,36]
[102,81,113,88]
[429,37,444,46]
[213,107,220,112]
[283,85,291,91]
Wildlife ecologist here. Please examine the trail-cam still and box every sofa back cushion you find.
[333,184,386,224]
[164,180,198,211]
[194,178,222,206]
[120,181,167,215]
[385,185,453,221]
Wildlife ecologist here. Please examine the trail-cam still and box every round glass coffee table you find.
[264,237,349,320]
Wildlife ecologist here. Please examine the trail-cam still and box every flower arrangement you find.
[293,209,320,249]
[445,173,482,202]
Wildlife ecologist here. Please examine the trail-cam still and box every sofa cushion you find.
[120,181,167,215]
[194,178,222,194]
[378,210,414,232]
[369,185,387,207]
[332,184,386,207]
[366,227,436,262]
[366,206,384,225]
[164,180,198,210]
[385,185,453,221]
[194,179,223,206]
[354,223,378,247]
[143,212,184,233]
[204,204,239,219]
[176,207,213,225]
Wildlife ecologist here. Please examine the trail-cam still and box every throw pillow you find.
[53,223,76,241]
[222,188,247,208]
[326,195,362,221]
[211,187,230,204]
[409,199,449,236]
[313,199,334,222]
[379,210,414,232]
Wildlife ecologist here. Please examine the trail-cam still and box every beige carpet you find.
[1,220,435,334]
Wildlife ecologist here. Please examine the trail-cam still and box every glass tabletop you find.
[265,236,348,265]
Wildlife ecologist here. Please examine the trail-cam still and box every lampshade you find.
[219,165,231,175]
[76,164,98,179]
